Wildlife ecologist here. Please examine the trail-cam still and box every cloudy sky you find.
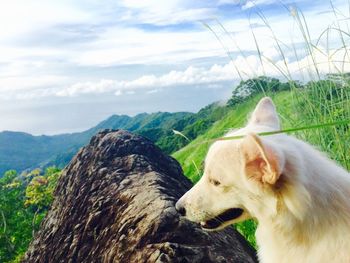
[0,0,349,135]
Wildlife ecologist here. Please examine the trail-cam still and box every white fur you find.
[176,97,350,263]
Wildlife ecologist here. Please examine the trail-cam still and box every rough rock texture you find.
[24,130,257,263]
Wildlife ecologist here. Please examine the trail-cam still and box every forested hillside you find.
[0,109,228,175]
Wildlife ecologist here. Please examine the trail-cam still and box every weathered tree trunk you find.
[24,130,257,263]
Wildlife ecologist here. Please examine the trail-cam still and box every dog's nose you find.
[175,201,186,216]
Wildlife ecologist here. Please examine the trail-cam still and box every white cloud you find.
[19,45,341,99]
[55,79,116,97]
[0,0,348,135]
[114,90,123,96]
[0,0,92,42]
[71,1,349,67]
[0,74,68,93]
[242,0,275,9]
[119,0,215,26]
[231,46,350,80]
[1,43,349,101]
[218,0,246,5]
[241,0,307,9]
[0,1,349,103]
[71,26,225,66]
[147,89,160,94]
[49,63,236,98]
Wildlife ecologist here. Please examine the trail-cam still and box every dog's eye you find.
[211,179,221,186]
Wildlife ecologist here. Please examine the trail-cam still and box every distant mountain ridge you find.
[0,112,193,175]
[0,104,228,176]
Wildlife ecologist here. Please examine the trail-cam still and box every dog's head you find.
[176,97,287,230]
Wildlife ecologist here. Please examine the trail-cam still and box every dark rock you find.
[24,130,257,263]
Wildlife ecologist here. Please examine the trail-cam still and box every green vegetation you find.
[0,167,61,262]
[134,106,230,153]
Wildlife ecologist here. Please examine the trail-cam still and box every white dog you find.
[176,97,350,263]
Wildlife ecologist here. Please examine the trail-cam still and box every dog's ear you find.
[241,133,284,185]
[248,97,280,129]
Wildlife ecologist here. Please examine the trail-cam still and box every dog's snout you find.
[175,201,186,216]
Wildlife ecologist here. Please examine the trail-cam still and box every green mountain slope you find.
[0,105,231,175]
[0,112,193,175]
